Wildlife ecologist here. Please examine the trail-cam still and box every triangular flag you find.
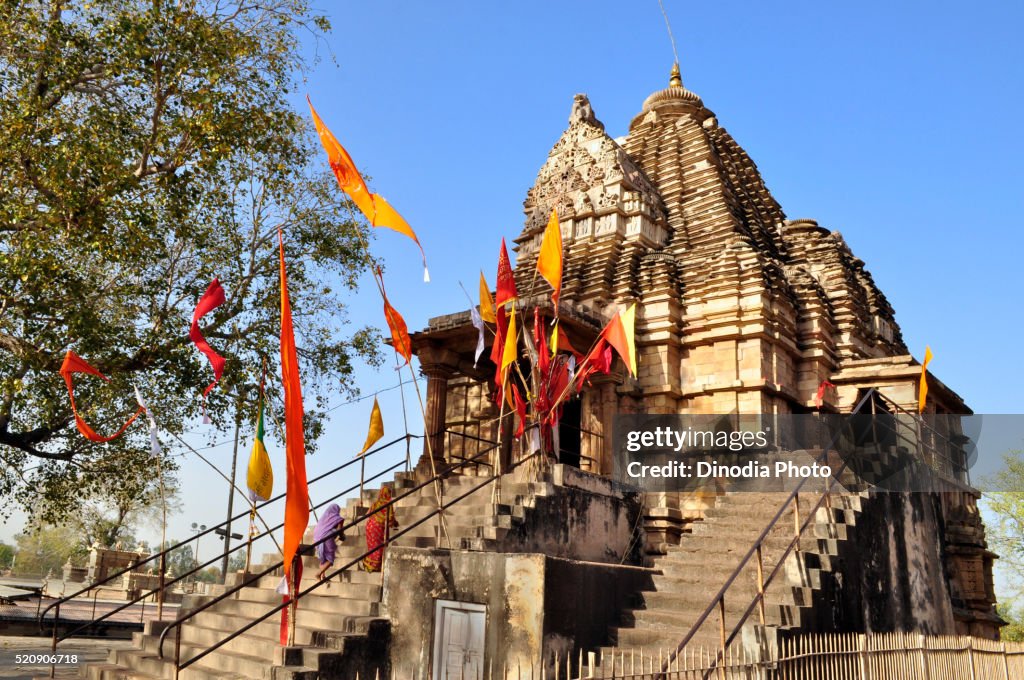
[479,271,496,323]
[536,209,563,311]
[60,351,144,443]
[359,397,385,456]
[918,346,933,413]
[495,238,517,307]
[470,306,486,368]
[278,229,309,582]
[378,271,413,366]
[246,388,273,503]
[602,303,638,377]
[308,97,429,281]
[500,305,518,377]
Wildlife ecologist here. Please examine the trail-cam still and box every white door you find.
[433,600,486,680]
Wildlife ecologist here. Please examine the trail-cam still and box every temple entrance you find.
[558,399,582,468]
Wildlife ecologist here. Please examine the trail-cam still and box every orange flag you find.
[602,303,638,377]
[378,272,413,366]
[308,97,429,281]
[60,351,144,443]
[918,346,933,413]
[278,229,309,581]
[495,238,517,308]
[536,209,563,310]
[479,271,496,323]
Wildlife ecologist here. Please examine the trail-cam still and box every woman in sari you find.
[363,486,398,572]
[313,503,344,581]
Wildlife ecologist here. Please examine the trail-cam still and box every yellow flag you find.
[359,397,384,455]
[918,346,933,413]
[536,209,563,309]
[246,398,273,502]
[501,306,518,376]
[479,271,496,323]
[550,321,559,358]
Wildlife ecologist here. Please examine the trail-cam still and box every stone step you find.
[210,594,379,620]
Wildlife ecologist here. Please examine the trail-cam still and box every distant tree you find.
[12,523,87,577]
[68,474,181,549]
[984,450,1024,590]
[227,548,248,573]
[0,1,381,523]
[0,541,14,570]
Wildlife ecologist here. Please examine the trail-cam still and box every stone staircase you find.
[74,469,554,680]
[593,489,865,669]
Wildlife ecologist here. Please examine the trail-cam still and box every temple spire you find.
[669,63,682,88]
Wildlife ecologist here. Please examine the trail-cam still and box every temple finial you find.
[669,63,682,88]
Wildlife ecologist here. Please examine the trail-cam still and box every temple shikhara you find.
[77,65,1003,679]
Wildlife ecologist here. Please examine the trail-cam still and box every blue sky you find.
[7,1,1024,590]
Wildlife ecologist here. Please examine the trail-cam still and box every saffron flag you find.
[60,351,144,443]
[359,397,385,456]
[536,209,563,310]
[308,98,429,281]
[470,306,486,367]
[550,321,583,359]
[501,305,518,377]
[190,278,226,399]
[495,238,517,308]
[479,271,496,323]
[247,390,273,503]
[602,303,638,377]
[278,230,309,581]
[382,294,413,366]
[918,346,933,413]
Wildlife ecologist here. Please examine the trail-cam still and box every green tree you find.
[12,523,88,577]
[984,451,1024,589]
[0,2,380,522]
[0,541,14,571]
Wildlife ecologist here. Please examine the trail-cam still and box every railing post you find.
[1002,641,1011,680]
[174,622,183,680]
[793,493,801,552]
[755,546,766,627]
[49,601,59,679]
[857,633,867,680]
[718,598,727,680]
[966,636,976,680]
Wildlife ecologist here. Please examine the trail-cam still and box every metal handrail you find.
[39,434,418,641]
[870,391,972,485]
[655,388,878,678]
[157,431,518,673]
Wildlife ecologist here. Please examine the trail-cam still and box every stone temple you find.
[82,65,1002,679]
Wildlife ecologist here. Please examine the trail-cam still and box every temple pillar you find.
[416,362,455,478]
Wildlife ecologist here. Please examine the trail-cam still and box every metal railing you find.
[657,388,978,679]
[653,390,878,679]
[156,429,533,678]
[39,433,418,665]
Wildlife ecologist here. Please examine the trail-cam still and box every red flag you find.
[512,383,527,438]
[190,278,226,398]
[815,380,835,409]
[495,238,517,308]
[60,351,144,443]
[278,230,309,583]
[279,556,302,645]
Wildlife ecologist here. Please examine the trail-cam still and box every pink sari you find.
[363,487,397,572]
